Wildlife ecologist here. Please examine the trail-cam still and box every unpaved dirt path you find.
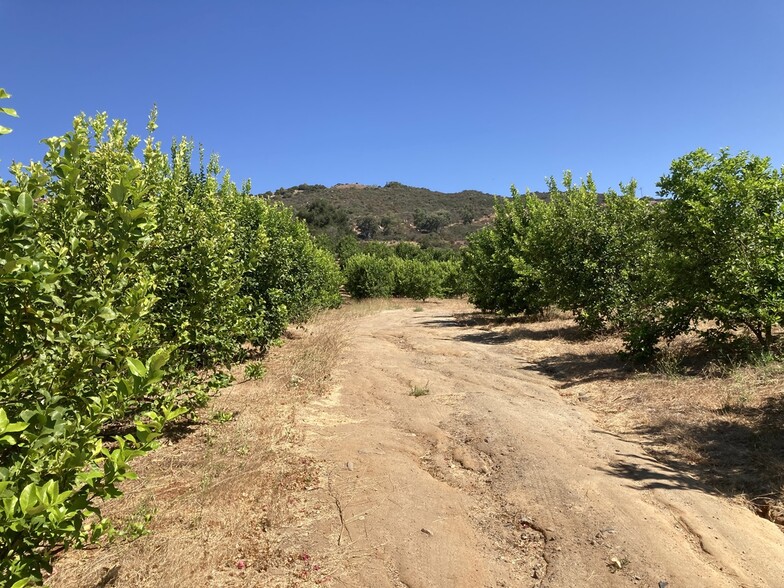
[286,301,784,587]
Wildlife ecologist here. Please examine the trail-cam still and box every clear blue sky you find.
[2,0,782,196]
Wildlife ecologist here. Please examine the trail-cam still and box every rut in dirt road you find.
[289,301,784,588]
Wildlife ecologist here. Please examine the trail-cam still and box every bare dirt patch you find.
[472,312,784,527]
[280,301,784,587]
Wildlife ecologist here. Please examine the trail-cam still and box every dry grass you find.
[469,312,784,527]
[47,300,402,588]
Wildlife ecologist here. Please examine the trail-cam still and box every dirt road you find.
[288,301,784,587]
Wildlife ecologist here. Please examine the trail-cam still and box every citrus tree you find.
[657,148,784,349]
[523,173,657,332]
[462,189,545,315]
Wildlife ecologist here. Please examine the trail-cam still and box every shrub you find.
[296,198,352,238]
[235,196,341,347]
[1,114,186,585]
[462,191,545,315]
[356,215,378,239]
[524,173,657,332]
[143,143,250,367]
[393,259,441,300]
[439,260,468,298]
[413,208,450,233]
[394,241,422,259]
[344,254,396,298]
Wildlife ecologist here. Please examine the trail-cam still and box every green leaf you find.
[147,347,170,373]
[3,495,18,518]
[19,483,36,514]
[0,125,12,135]
[126,357,147,378]
[99,306,117,321]
[110,183,126,204]
[3,422,28,434]
[76,469,104,485]
[96,346,112,358]
[17,192,32,214]
[0,106,19,117]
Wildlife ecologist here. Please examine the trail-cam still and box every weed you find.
[211,410,234,424]
[191,386,212,408]
[413,306,424,312]
[653,346,685,378]
[245,361,267,380]
[105,501,156,543]
[410,382,430,397]
[208,371,234,389]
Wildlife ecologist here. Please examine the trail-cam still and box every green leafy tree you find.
[144,143,250,367]
[344,254,396,298]
[356,215,378,240]
[393,259,441,300]
[297,198,351,238]
[1,114,185,586]
[235,196,341,346]
[462,190,545,315]
[656,148,784,349]
[0,109,342,586]
[413,208,450,233]
[394,241,422,259]
[524,173,656,332]
[438,260,468,298]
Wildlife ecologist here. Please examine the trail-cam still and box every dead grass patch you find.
[47,301,396,588]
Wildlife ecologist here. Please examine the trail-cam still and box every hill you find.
[263,182,531,245]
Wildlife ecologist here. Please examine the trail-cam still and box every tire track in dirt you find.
[286,301,784,587]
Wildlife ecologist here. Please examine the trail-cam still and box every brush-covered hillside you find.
[264,181,543,246]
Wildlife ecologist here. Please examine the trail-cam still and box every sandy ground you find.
[283,300,784,587]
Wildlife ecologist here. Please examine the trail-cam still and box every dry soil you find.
[49,299,784,588]
[284,300,784,587]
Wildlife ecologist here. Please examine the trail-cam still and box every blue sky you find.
[2,0,782,196]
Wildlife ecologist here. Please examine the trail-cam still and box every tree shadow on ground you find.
[99,414,199,446]
[162,416,201,442]
[423,312,587,344]
[602,395,784,524]
[426,310,784,523]
[530,351,632,388]
[599,451,711,492]
[421,313,628,384]
[454,324,587,345]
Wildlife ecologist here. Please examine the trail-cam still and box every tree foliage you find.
[462,190,545,315]
[343,254,396,299]
[524,173,657,331]
[462,148,784,357]
[0,88,18,135]
[0,112,340,586]
[656,148,784,349]
[413,208,450,233]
